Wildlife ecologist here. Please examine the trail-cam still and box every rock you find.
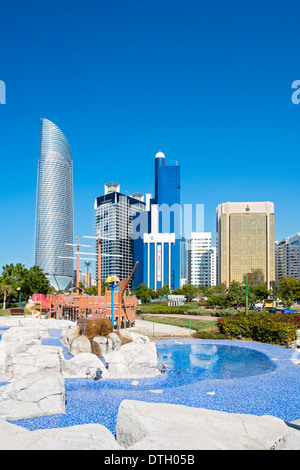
[108,332,122,350]
[0,327,42,382]
[61,352,109,378]
[70,335,92,356]
[104,341,159,379]
[119,330,149,343]
[60,324,81,351]
[77,318,113,337]
[0,419,123,450]
[116,400,291,450]
[271,429,300,450]
[0,371,65,420]
[10,345,64,380]
[91,335,112,356]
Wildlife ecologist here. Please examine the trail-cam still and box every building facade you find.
[134,151,182,290]
[34,118,74,290]
[216,202,275,288]
[94,182,146,288]
[276,233,300,281]
[187,232,216,287]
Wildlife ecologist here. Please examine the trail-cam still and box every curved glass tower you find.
[34,118,74,290]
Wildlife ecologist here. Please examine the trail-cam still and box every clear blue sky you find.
[1,0,300,274]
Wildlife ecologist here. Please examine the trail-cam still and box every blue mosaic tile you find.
[7,334,300,435]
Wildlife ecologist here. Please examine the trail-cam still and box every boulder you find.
[271,429,300,450]
[60,324,81,351]
[104,341,159,379]
[116,400,292,450]
[61,352,109,378]
[77,318,113,338]
[0,371,65,420]
[70,335,92,356]
[91,335,113,356]
[10,345,64,380]
[119,330,149,344]
[0,419,123,450]
[0,327,42,382]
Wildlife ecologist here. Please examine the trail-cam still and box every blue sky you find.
[1,0,300,273]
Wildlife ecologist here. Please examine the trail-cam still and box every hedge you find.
[217,313,300,345]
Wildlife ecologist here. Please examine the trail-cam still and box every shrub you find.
[193,330,227,340]
[217,313,300,345]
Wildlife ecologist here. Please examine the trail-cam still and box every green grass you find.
[137,314,218,332]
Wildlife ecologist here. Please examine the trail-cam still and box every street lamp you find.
[241,276,252,314]
[16,287,21,310]
[106,275,120,330]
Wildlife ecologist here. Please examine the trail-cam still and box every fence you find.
[131,319,196,337]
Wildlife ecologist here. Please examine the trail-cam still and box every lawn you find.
[136,314,218,333]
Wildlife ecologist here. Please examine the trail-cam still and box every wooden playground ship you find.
[50,262,138,329]
[30,234,138,330]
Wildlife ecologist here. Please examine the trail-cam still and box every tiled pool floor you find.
[7,335,300,436]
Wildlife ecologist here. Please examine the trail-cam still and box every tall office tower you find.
[216,202,275,288]
[187,232,216,287]
[276,233,300,281]
[34,118,74,290]
[209,247,217,287]
[138,151,182,290]
[94,182,146,288]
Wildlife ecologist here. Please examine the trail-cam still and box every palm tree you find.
[84,261,92,288]
[0,282,14,310]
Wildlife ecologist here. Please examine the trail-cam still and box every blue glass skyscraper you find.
[134,151,182,290]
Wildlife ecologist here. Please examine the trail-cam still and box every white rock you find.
[11,345,64,380]
[0,327,42,382]
[108,332,122,350]
[61,352,109,378]
[70,335,92,356]
[0,371,65,420]
[0,419,123,450]
[271,429,300,450]
[60,324,81,351]
[119,330,150,343]
[104,341,159,379]
[116,400,291,450]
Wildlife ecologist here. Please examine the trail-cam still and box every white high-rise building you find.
[276,233,300,281]
[187,232,216,287]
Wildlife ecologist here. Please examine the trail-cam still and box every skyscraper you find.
[136,151,182,290]
[276,233,300,281]
[94,182,146,287]
[187,232,216,287]
[216,201,275,288]
[34,118,74,290]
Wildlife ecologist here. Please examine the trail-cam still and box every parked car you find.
[255,301,263,311]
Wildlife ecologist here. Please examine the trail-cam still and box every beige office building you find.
[216,202,275,288]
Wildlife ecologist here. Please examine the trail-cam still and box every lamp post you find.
[106,275,120,330]
[242,276,252,314]
[16,287,21,310]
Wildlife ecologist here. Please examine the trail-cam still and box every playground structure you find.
[25,233,138,329]
[25,294,51,318]
[26,233,138,330]
[49,262,138,328]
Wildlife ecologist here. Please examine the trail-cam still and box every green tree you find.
[275,277,300,302]
[181,284,198,302]
[0,280,14,309]
[0,263,51,302]
[226,280,245,307]
[251,284,270,301]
